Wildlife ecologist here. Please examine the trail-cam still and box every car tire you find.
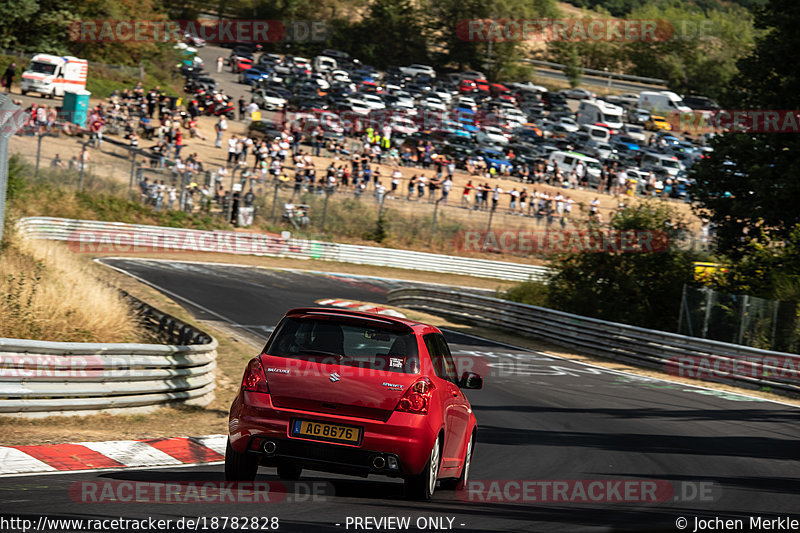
[224,438,258,481]
[441,432,474,491]
[276,463,302,480]
[405,436,441,501]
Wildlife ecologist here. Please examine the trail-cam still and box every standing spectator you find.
[441,176,452,205]
[2,63,15,93]
[174,129,184,159]
[242,136,253,164]
[216,57,224,73]
[491,185,502,211]
[390,169,401,198]
[90,115,104,148]
[238,96,246,120]
[311,126,323,157]
[462,180,474,207]
[139,176,150,204]
[519,188,528,215]
[508,188,519,213]
[616,168,628,197]
[167,185,177,210]
[407,175,417,200]
[590,197,601,219]
[246,100,259,120]
[36,105,47,131]
[563,195,574,226]
[215,116,227,148]
[227,134,239,165]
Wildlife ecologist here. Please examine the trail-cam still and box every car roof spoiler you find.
[286,307,419,329]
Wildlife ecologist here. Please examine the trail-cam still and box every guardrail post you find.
[78,138,91,192]
[431,197,441,243]
[128,149,138,198]
[226,165,240,224]
[321,185,333,231]
[271,179,280,222]
[0,95,26,245]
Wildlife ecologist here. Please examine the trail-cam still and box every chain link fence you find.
[678,285,800,352]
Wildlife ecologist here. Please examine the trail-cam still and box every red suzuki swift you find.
[226,308,482,500]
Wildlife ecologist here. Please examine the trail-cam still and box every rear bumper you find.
[245,435,402,478]
[229,391,438,478]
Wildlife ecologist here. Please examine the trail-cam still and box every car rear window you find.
[264,317,420,374]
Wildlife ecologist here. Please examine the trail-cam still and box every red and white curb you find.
[0,434,227,476]
[316,299,406,318]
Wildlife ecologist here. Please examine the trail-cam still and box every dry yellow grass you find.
[0,234,140,343]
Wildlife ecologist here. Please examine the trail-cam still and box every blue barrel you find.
[62,89,91,128]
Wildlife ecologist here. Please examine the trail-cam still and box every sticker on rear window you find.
[389,357,403,368]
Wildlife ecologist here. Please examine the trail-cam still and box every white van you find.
[638,91,692,114]
[639,152,683,177]
[312,55,338,73]
[548,151,603,186]
[576,99,624,130]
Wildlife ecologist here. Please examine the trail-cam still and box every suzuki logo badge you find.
[329,372,341,382]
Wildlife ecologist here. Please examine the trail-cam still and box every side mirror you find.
[459,371,483,390]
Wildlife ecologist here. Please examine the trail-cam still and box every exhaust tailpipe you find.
[372,456,386,470]
[263,441,277,455]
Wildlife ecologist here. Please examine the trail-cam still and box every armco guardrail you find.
[17,217,551,282]
[387,287,800,397]
[0,291,218,417]
[523,59,666,86]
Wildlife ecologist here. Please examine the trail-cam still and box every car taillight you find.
[396,378,435,414]
[242,357,269,393]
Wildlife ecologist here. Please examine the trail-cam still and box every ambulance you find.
[20,54,88,98]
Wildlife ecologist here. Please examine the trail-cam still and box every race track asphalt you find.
[1,258,797,533]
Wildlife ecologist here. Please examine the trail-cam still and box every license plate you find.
[291,419,361,444]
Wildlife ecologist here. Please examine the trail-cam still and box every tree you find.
[425,0,559,79]
[348,0,429,69]
[545,201,698,328]
[563,46,582,88]
[622,3,755,100]
[690,0,800,258]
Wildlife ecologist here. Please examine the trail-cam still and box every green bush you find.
[502,280,550,307]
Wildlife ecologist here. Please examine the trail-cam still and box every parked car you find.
[399,64,437,78]
[561,88,595,100]
[645,115,673,131]
[252,89,287,111]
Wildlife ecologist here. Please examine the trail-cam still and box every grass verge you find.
[0,233,140,343]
